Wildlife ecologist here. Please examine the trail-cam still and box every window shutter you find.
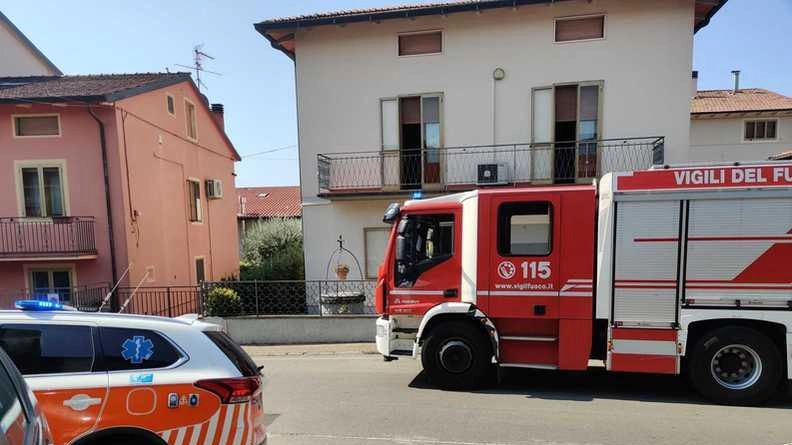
[15,116,59,136]
[399,32,442,56]
[381,99,399,150]
[555,16,605,42]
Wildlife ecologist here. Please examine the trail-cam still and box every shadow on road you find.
[408,367,792,407]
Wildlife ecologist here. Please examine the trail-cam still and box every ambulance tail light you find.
[195,377,260,404]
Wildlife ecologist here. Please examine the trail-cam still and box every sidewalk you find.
[243,342,377,357]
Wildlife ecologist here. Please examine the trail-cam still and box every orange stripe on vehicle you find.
[611,328,677,341]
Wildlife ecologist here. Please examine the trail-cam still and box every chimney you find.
[210,103,225,131]
[731,70,741,94]
[691,70,699,98]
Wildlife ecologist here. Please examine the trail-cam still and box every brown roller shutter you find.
[399,32,442,56]
[555,16,604,42]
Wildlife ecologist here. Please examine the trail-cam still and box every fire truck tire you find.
[688,326,782,405]
[421,320,492,390]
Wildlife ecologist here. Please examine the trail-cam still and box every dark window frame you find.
[0,324,95,376]
[497,201,554,257]
[13,114,61,137]
[744,119,778,141]
[166,94,176,115]
[187,179,202,222]
[94,326,186,372]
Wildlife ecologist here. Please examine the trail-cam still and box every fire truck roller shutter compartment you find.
[609,199,682,374]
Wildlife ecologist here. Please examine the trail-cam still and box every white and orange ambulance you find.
[0,301,266,445]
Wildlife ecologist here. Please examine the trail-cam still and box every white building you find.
[0,10,61,76]
[255,0,726,280]
[690,76,792,162]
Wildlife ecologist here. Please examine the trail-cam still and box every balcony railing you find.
[317,136,664,196]
[0,216,98,260]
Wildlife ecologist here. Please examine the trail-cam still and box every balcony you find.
[317,137,664,197]
[0,216,98,261]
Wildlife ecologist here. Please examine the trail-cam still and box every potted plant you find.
[335,263,350,280]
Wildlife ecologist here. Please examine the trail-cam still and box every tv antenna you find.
[176,44,221,90]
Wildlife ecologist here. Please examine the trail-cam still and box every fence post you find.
[254,281,260,318]
[166,287,173,318]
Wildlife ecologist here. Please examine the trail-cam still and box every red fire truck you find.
[374,162,792,405]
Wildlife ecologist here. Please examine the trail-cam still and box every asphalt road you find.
[248,346,792,445]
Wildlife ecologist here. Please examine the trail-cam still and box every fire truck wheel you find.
[688,326,782,405]
[421,320,492,390]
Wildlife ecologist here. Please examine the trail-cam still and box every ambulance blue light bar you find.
[15,300,65,311]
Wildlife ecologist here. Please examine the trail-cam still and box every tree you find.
[240,218,305,280]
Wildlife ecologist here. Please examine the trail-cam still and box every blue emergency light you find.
[411,191,423,200]
[15,300,65,311]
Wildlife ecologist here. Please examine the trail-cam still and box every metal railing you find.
[203,280,376,316]
[0,216,97,259]
[0,281,376,318]
[317,137,664,195]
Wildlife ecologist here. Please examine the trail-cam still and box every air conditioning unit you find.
[205,179,224,199]
[477,163,508,185]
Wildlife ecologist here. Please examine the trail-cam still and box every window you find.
[555,15,605,42]
[97,327,183,371]
[498,202,552,256]
[166,94,175,115]
[195,257,206,283]
[18,164,66,217]
[0,361,28,445]
[744,119,777,141]
[0,324,93,375]
[187,179,201,222]
[185,99,197,139]
[204,331,259,377]
[398,31,442,56]
[29,269,73,302]
[395,214,454,287]
[13,115,60,137]
[364,227,391,279]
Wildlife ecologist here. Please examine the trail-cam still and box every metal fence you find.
[0,280,376,317]
[317,136,664,195]
[202,280,376,316]
[0,216,97,258]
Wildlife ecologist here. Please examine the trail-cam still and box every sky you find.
[3,0,791,187]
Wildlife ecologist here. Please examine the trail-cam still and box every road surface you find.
[247,345,792,445]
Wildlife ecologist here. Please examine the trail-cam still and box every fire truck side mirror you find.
[383,203,401,223]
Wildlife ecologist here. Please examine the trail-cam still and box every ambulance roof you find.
[0,309,221,331]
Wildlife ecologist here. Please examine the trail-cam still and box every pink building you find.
[0,73,241,307]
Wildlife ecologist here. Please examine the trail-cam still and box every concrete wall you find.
[292,0,697,279]
[113,82,240,286]
[0,19,59,76]
[208,315,377,345]
[689,116,792,162]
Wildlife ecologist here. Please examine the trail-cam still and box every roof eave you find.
[694,0,728,34]
[104,74,192,102]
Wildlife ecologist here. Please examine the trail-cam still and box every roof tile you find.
[0,73,190,102]
[692,88,792,114]
[237,186,302,218]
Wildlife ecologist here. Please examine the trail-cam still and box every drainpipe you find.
[87,107,120,311]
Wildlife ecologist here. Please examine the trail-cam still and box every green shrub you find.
[240,218,304,280]
[205,286,242,317]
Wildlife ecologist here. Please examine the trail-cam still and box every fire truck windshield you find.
[395,213,454,287]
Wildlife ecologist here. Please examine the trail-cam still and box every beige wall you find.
[689,116,792,162]
[302,199,394,280]
[113,83,240,286]
[0,20,58,76]
[292,0,696,279]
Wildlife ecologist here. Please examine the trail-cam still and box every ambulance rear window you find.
[204,331,259,377]
[97,327,183,371]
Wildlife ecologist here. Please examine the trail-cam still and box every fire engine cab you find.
[375,161,792,405]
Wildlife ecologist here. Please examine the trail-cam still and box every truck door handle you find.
[443,289,458,298]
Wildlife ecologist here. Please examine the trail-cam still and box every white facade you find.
[690,115,792,162]
[282,0,700,279]
[0,12,61,76]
